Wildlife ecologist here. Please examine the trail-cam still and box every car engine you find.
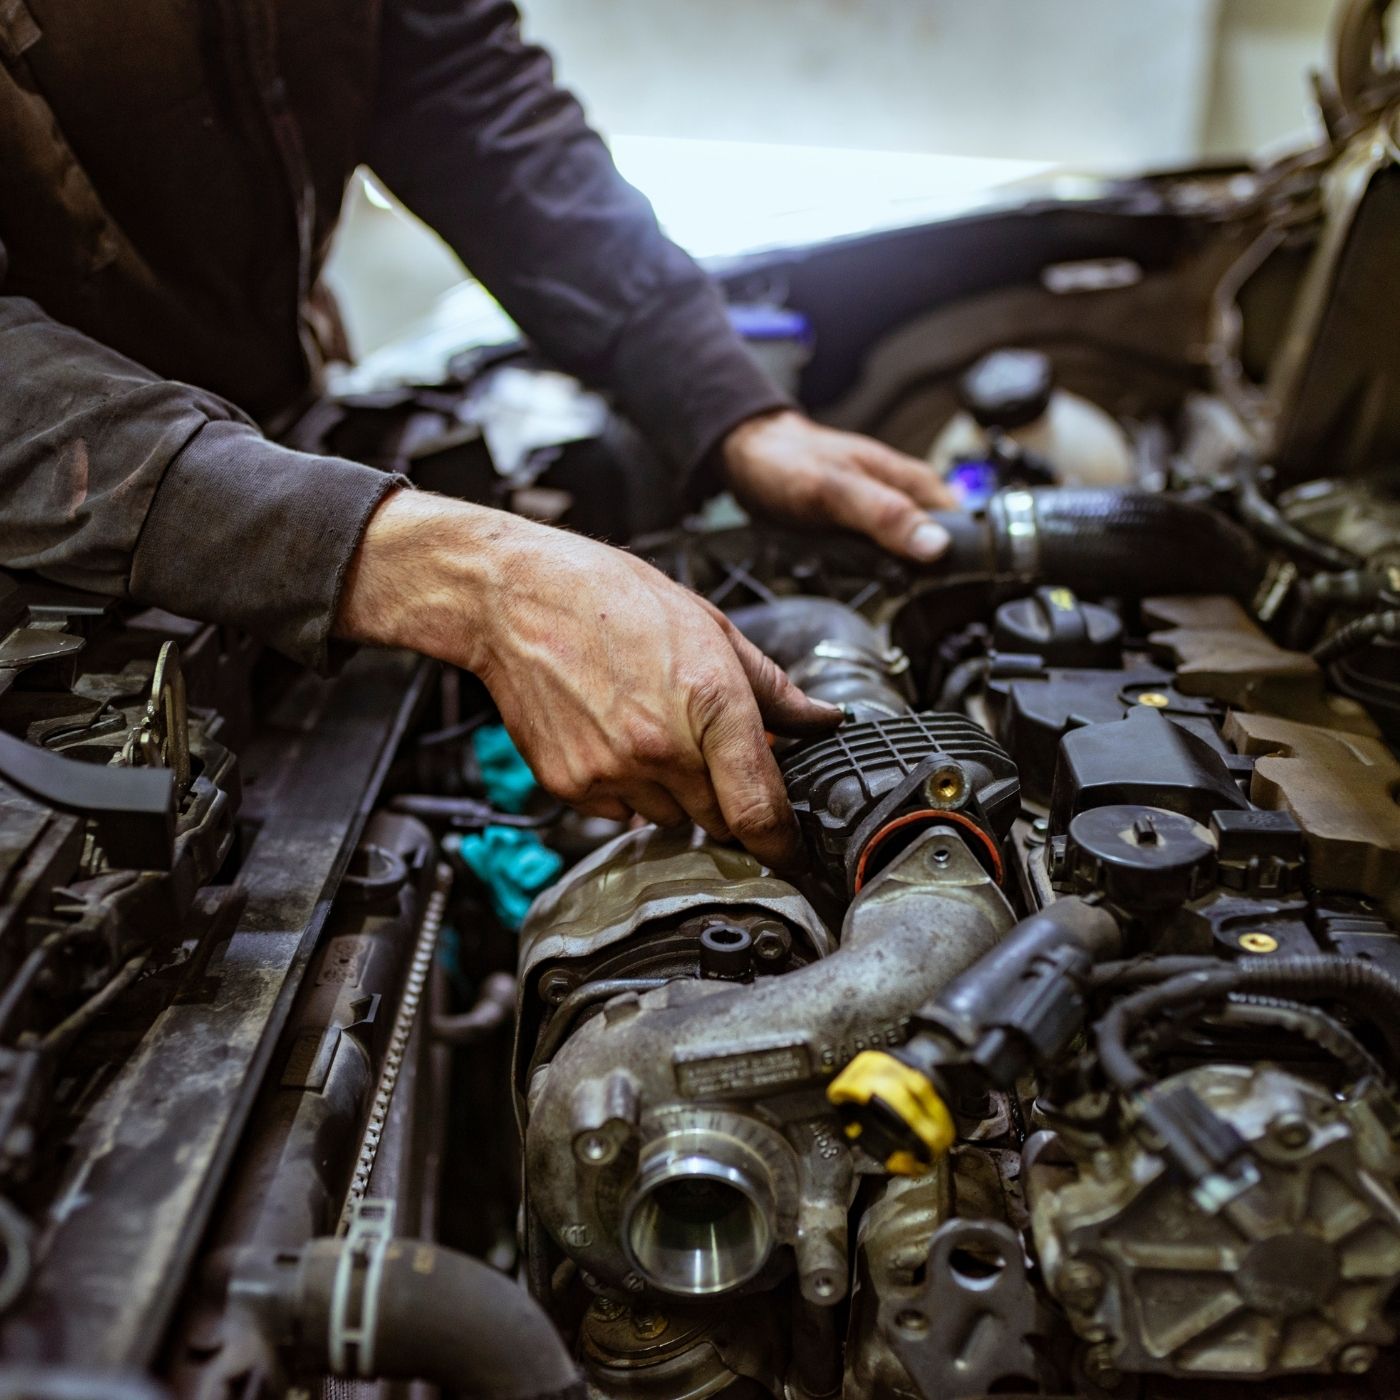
[2,6,1400,1398]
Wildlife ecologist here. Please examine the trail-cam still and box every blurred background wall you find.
[326,0,1338,357]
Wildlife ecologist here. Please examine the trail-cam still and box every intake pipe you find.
[929,488,1264,600]
[728,597,912,721]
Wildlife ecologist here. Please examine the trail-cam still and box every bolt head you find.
[1058,1260,1105,1311]
[575,1131,616,1165]
[630,1311,667,1339]
[1338,1343,1377,1374]
[540,969,578,1005]
[752,921,791,963]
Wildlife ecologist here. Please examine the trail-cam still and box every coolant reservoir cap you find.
[1063,804,1217,910]
[958,348,1054,431]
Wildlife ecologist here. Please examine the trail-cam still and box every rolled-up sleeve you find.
[0,249,403,671]
[366,0,790,478]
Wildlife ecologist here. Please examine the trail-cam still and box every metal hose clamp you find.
[329,1197,396,1377]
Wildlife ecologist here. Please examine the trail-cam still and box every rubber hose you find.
[294,1237,584,1400]
[928,488,1265,600]
[1096,956,1400,1094]
[1313,609,1400,664]
[727,597,886,664]
[1217,994,1391,1088]
[728,596,910,719]
[1236,472,1358,571]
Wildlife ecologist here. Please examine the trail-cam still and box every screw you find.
[1083,1341,1121,1388]
[590,1296,625,1321]
[1239,931,1279,955]
[925,762,968,808]
[752,921,791,963]
[1057,1261,1105,1312]
[1136,691,1170,708]
[1338,1343,1377,1374]
[895,1309,929,1336]
[630,1312,667,1339]
[575,1131,616,1165]
[1271,1113,1311,1150]
[539,969,578,1005]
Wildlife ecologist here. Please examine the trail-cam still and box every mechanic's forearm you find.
[334,487,510,670]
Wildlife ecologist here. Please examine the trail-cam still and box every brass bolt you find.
[925,762,968,808]
[630,1312,667,1340]
[1239,931,1279,955]
[1083,1341,1121,1388]
[1136,692,1170,708]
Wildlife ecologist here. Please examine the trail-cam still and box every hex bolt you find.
[1338,1343,1377,1374]
[1083,1341,1121,1389]
[895,1308,929,1336]
[630,1312,667,1339]
[1057,1260,1105,1312]
[539,969,579,1005]
[575,1131,616,1166]
[589,1296,625,1322]
[751,921,791,963]
[1271,1113,1311,1150]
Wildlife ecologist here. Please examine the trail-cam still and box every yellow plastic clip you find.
[827,1050,956,1176]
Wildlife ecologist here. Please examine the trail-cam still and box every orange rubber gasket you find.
[852,809,1005,893]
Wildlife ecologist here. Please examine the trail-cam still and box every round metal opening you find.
[623,1152,773,1296]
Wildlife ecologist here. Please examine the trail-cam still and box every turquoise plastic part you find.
[456,826,563,929]
[471,724,537,813]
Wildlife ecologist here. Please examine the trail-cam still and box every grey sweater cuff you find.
[130,419,406,672]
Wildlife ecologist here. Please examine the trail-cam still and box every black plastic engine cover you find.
[782,711,1019,893]
[1049,705,1251,833]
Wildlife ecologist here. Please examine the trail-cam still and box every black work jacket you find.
[0,0,784,667]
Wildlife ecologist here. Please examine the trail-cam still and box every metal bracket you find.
[328,1197,396,1378]
[880,1218,1041,1400]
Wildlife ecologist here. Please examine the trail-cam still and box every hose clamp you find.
[329,1197,396,1377]
[997,490,1040,575]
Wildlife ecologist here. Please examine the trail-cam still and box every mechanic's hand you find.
[721,408,957,561]
[336,488,842,868]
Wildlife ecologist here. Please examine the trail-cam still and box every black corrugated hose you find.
[1313,609,1400,664]
[929,488,1265,600]
[1095,956,1400,1096]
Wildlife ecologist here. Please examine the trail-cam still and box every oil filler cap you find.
[1060,803,1217,911]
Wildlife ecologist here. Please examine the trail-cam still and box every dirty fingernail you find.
[907,520,951,562]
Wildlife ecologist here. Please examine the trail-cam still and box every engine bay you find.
[3,14,1400,1399]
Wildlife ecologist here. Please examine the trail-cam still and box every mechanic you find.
[0,0,954,870]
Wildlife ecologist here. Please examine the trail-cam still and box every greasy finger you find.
[694,696,802,868]
[575,794,633,823]
[622,781,690,829]
[856,439,959,510]
[665,767,733,844]
[820,469,950,563]
[706,607,843,738]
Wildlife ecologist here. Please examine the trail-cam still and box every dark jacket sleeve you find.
[365,0,790,479]
[0,239,404,671]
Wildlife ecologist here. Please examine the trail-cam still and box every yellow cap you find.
[827,1050,956,1175]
